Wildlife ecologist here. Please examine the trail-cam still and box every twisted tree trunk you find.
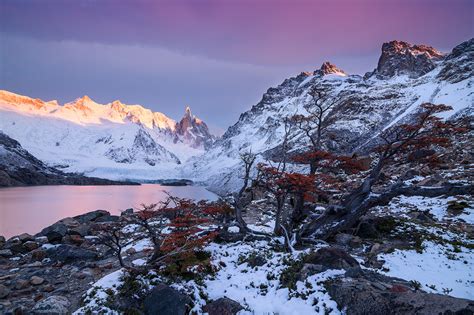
[298,182,474,242]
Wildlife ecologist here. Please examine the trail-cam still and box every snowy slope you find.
[0,91,214,181]
[183,39,474,194]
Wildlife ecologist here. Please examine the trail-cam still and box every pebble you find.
[15,279,29,290]
[30,276,45,285]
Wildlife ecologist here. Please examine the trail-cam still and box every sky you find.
[0,0,472,133]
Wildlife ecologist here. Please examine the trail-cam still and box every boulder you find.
[15,233,34,242]
[305,247,359,272]
[31,295,70,314]
[68,224,91,237]
[143,284,192,315]
[326,270,474,315]
[46,245,98,263]
[38,223,68,243]
[4,239,27,254]
[73,210,109,224]
[203,297,244,315]
[23,241,40,251]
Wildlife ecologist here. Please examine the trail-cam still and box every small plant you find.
[442,287,453,295]
[409,280,421,291]
[426,284,437,291]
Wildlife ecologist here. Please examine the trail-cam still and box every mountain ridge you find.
[183,38,474,194]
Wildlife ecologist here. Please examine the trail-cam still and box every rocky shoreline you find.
[1,200,473,314]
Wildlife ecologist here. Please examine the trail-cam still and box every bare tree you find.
[292,87,339,174]
[93,222,134,268]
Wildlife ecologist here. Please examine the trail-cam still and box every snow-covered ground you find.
[76,238,346,314]
[374,194,474,300]
[379,241,474,299]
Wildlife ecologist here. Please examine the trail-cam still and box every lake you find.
[0,184,218,239]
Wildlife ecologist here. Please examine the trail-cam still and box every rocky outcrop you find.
[318,61,346,76]
[372,40,444,79]
[175,106,215,149]
[326,269,474,315]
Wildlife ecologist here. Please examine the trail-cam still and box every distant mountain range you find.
[1,38,472,190]
[0,91,215,181]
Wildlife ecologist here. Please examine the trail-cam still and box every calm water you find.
[0,184,217,238]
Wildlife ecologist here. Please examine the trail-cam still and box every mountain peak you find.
[319,61,346,76]
[184,106,192,117]
[375,40,444,79]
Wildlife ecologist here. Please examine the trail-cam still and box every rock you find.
[356,220,379,238]
[34,236,48,244]
[203,297,244,315]
[31,295,70,314]
[374,40,443,79]
[15,279,29,290]
[30,276,45,285]
[326,271,474,315]
[4,239,27,254]
[305,247,359,272]
[46,245,98,263]
[94,215,120,223]
[68,224,90,237]
[15,233,34,242]
[334,233,361,247]
[58,217,80,227]
[125,247,136,255]
[43,285,54,292]
[23,241,39,251]
[31,249,47,262]
[0,284,10,299]
[63,234,84,245]
[0,249,13,257]
[73,210,109,224]
[143,284,192,315]
[122,208,134,215]
[38,223,68,243]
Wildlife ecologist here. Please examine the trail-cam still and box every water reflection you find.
[0,184,217,238]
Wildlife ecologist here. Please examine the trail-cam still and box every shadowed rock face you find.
[374,40,444,79]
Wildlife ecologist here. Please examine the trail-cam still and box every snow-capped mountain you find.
[0,92,215,181]
[183,39,474,194]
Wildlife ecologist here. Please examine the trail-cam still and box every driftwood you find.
[299,182,474,241]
